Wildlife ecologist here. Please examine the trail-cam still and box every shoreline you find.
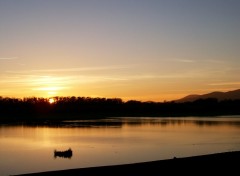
[15,151,240,176]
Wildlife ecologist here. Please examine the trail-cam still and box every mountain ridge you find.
[176,89,240,102]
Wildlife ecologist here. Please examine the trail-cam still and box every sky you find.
[0,0,240,101]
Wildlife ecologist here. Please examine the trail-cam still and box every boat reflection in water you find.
[54,148,73,159]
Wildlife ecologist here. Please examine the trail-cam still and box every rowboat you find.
[54,148,72,158]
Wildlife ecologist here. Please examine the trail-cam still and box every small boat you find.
[54,148,73,158]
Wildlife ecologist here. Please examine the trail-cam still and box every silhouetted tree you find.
[0,96,240,122]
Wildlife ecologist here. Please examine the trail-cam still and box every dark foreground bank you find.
[15,151,240,176]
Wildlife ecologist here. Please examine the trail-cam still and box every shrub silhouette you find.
[0,96,240,121]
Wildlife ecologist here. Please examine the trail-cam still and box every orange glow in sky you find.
[0,1,239,101]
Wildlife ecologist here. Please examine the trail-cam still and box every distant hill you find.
[176,89,240,102]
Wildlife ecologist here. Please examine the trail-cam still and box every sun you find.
[49,98,55,104]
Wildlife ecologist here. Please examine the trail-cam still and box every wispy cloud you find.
[33,86,70,91]
[6,65,130,74]
[204,59,226,64]
[170,58,227,64]
[208,82,240,86]
[0,57,18,60]
[33,65,130,72]
[170,58,195,63]
[1,70,203,86]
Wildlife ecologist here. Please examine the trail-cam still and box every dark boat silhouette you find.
[54,148,73,158]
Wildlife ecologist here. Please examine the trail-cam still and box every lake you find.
[1,116,240,175]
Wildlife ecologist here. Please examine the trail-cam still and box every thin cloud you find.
[170,58,227,64]
[204,59,225,64]
[168,58,195,63]
[0,57,18,60]
[208,82,240,86]
[3,74,201,86]
[6,65,131,74]
[33,86,70,91]
[32,65,130,72]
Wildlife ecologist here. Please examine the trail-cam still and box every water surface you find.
[1,116,240,175]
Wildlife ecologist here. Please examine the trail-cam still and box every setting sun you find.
[48,98,55,104]
[0,1,240,175]
[0,1,239,102]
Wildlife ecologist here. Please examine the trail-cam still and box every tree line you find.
[0,96,240,121]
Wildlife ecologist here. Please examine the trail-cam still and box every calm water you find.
[1,116,240,175]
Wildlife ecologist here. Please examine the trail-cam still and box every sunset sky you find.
[0,0,240,101]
